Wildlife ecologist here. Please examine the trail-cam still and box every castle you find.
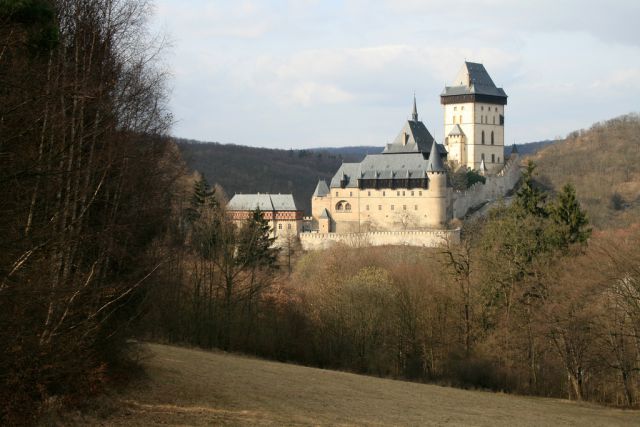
[302,62,519,249]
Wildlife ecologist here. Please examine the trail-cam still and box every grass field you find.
[71,343,640,426]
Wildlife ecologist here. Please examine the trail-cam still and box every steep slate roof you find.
[329,148,446,188]
[319,208,330,219]
[426,140,446,172]
[227,193,298,211]
[383,120,440,154]
[441,62,507,98]
[312,180,329,197]
[448,124,465,137]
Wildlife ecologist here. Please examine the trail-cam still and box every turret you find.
[426,140,449,228]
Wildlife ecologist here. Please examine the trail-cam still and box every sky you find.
[150,0,640,149]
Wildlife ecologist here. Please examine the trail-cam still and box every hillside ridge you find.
[532,113,640,229]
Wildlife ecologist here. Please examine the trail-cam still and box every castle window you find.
[349,191,352,196]
[402,191,405,196]
[492,154,495,163]
[411,191,414,196]
[481,130,485,144]
[383,191,386,196]
[278,224,282,230]
[378,205,382,210]
[391,205,395,210]
[414,205,418,210]
[491,131,494,145]
[367,191,371,196]
[454,106,457,111]
[481,153,485,161]
[335,192,338,197]
[495,107,498,112]
[287,223,291,229]
[481,106,484,111]
[345,203,352,211]
[419,191,422,196]
[397,191,400,196]
[403,205,407,211]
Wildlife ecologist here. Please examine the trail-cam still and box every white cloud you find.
[151,0,640,148]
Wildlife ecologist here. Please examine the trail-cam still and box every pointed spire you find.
[411,93,418,121]
[427,140,445,172]
[511,144,519,154]
[312,179,329,197]
[479,158,487,175]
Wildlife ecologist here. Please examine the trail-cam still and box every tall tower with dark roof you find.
[441,62,507,173]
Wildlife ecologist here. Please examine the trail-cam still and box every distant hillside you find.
[309,145,382,158]
[176,139,373,214]
[516,139,557,156]
[532,114,640,229]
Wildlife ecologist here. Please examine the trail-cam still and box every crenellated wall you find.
[452,154,521,218]
[299,229,460,250]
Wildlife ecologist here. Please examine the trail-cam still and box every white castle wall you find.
[299,229,460,250]
[452,154,521,219]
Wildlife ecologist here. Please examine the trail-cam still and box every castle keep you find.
[442,62,508,173]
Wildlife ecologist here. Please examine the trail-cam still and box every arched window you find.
[335,201,344,211]
[491,154,495,163]
[345,202,352,211]
[481,130,485,144]
[491,131,494,145]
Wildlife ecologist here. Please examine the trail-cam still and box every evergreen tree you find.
[186,175,214,223]
[515,161,547,218]
[237,208,278,269]
[549,183,591,247]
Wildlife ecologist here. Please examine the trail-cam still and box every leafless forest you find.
[2,0,640,424]
[145,164,640,410]
[0,0,179,422]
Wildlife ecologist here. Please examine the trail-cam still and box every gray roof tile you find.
[448,124,465,136]
[227,193,298,211]
[312,180,329,197]
[442,62,507,98]
[426,140,446,172]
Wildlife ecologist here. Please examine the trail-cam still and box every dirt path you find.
[74,343,640,426]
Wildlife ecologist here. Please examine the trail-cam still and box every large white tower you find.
[441,62,507,173]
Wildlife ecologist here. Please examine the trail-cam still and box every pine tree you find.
[515,161,547,218]
[236,208,278,269]
[186,175,212,223]
[549,183,591,247]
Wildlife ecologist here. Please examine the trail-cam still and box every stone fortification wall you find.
[452,155,521,218]
[300,229,460,251]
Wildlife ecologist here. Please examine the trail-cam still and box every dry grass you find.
[60,343,640,426]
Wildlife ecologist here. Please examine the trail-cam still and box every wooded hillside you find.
[532,114,640,229]
[177,140,379,213]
